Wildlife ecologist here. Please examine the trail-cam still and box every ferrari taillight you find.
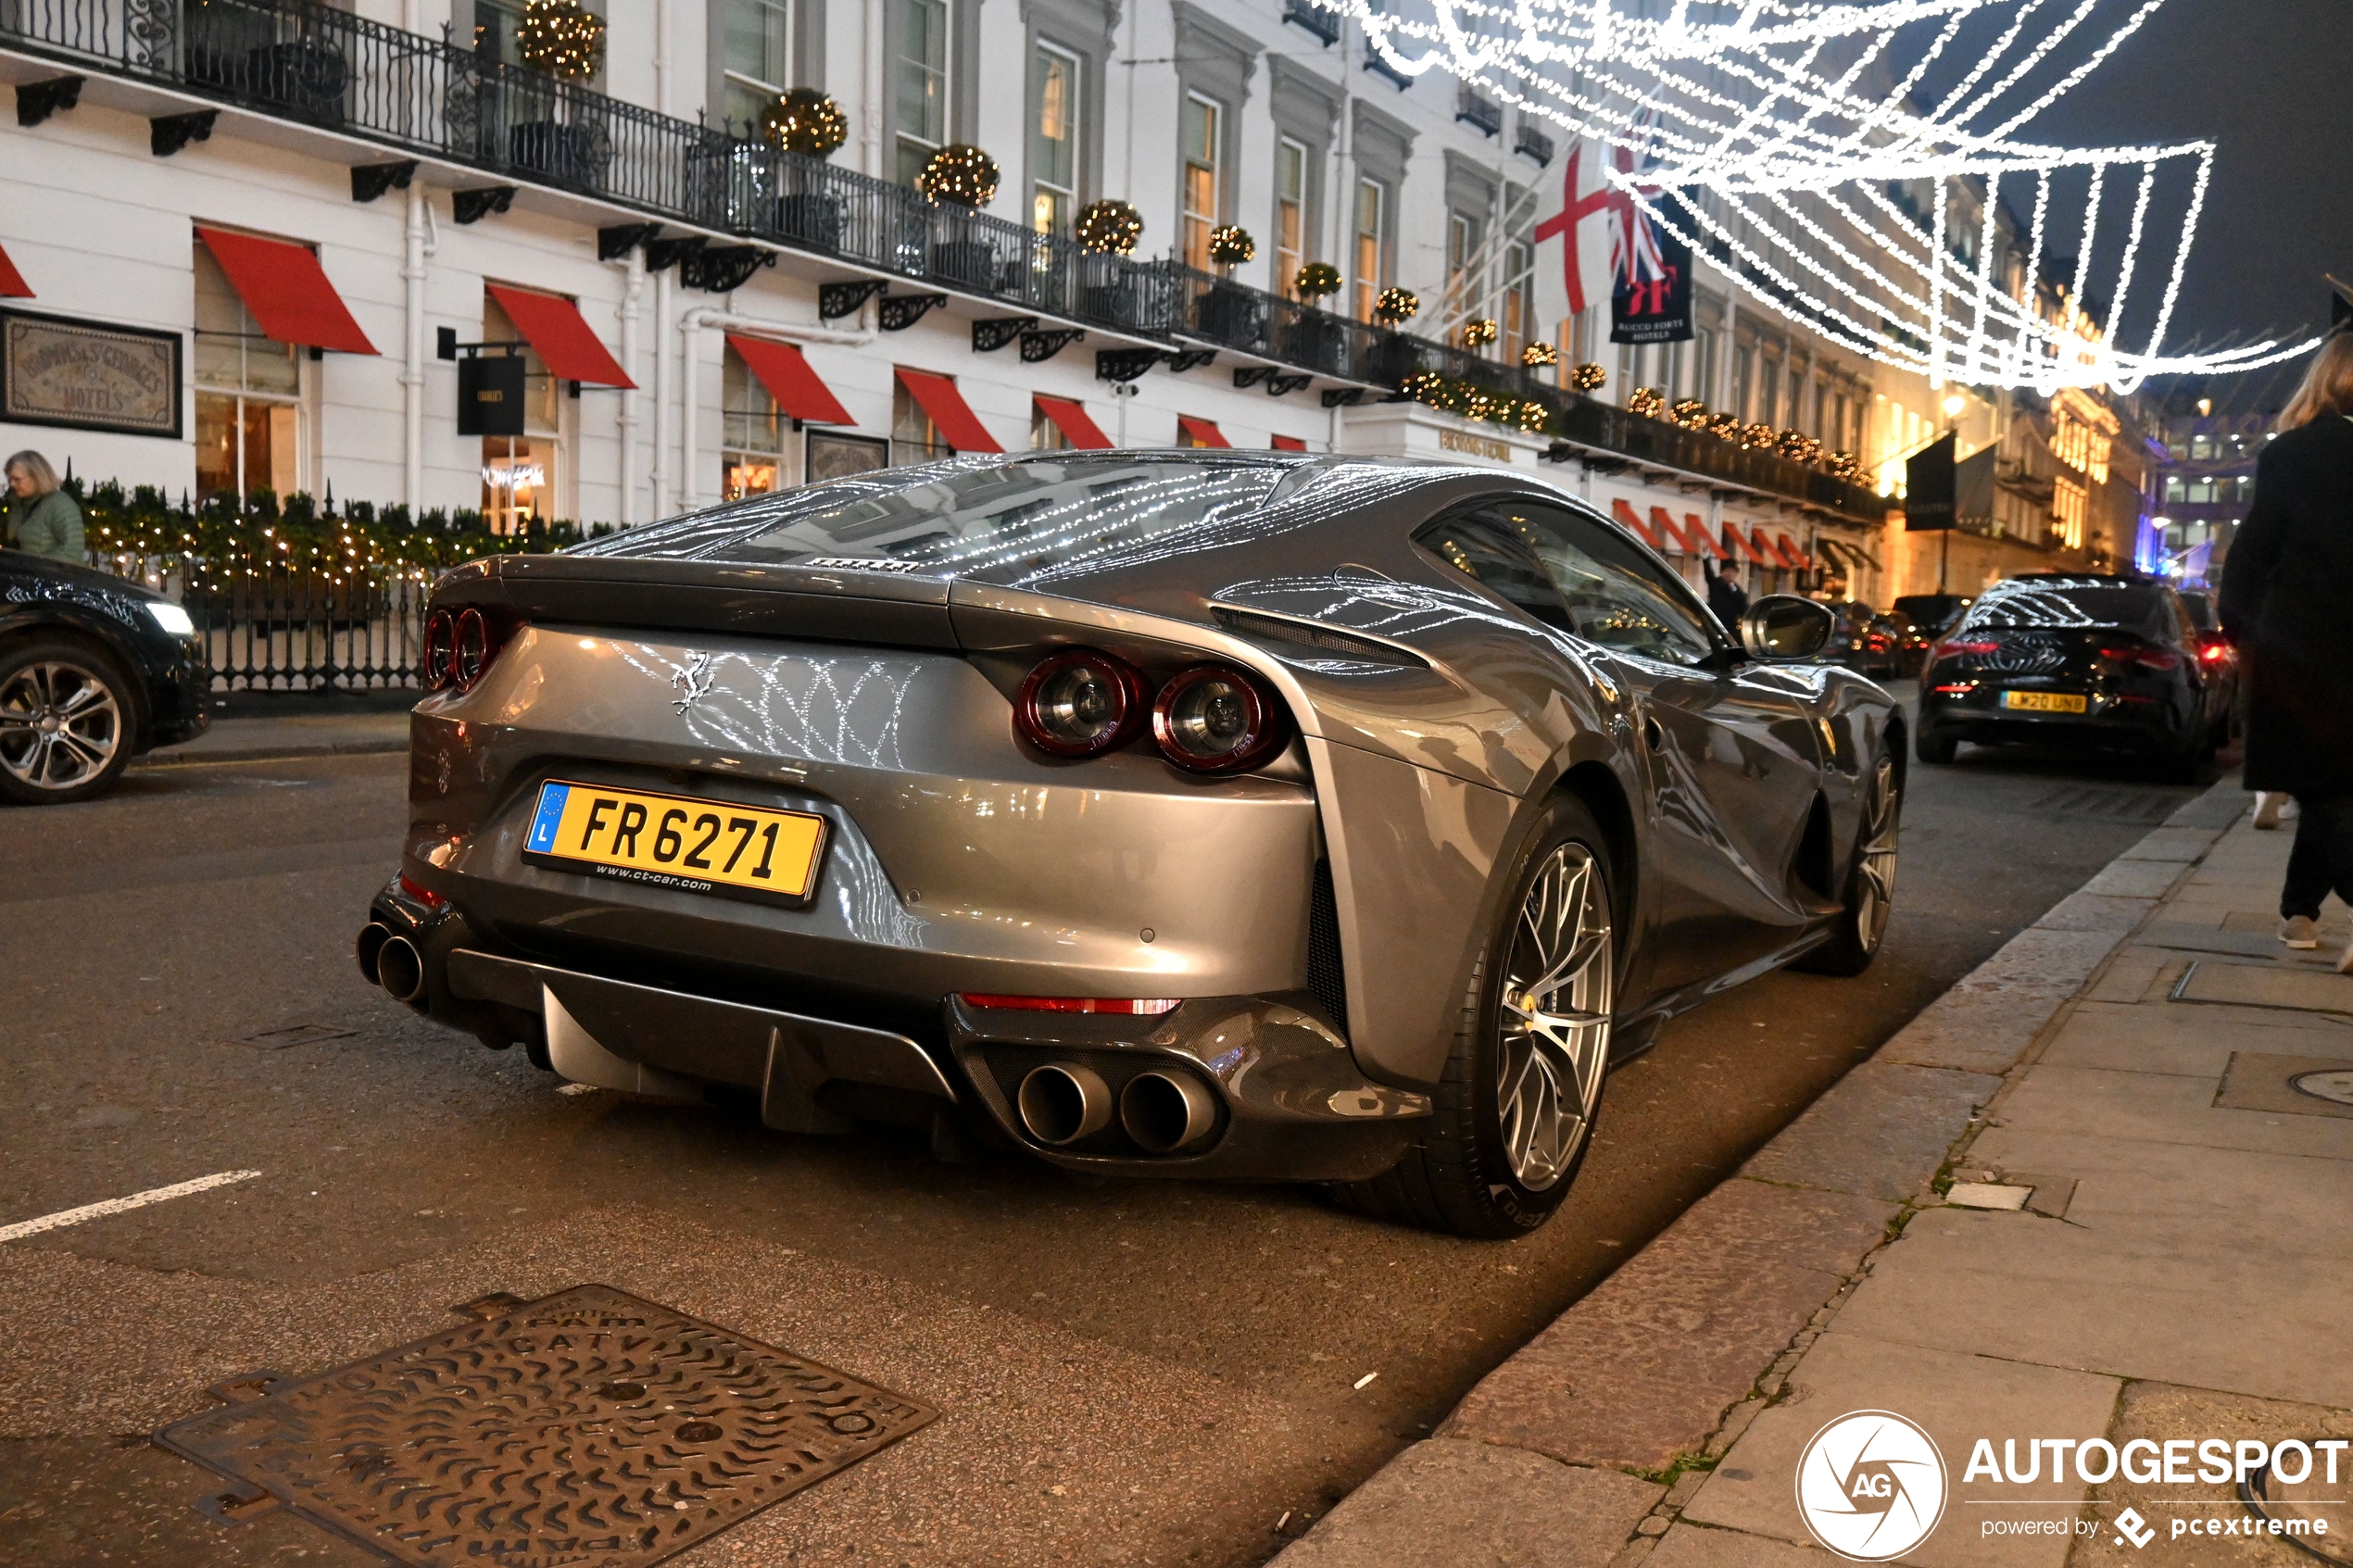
[1015,648,1149,758]
[1152,664,1289,772]
[422,609,457,690]
[424,606,521,694]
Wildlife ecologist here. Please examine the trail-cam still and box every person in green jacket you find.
[5,450,85,562]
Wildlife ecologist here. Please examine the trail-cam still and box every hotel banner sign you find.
[1,308,182,439]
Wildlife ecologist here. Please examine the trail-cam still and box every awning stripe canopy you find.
[1034,395,1112,449]
[727,333,851,425]
[484,282,633,387]
[1176,414,1230,448]
[1776,533,1812,571]
[1724,523,1775,566]
[1271,434,1308,452]
[1612,497,1665,550]
[1650,506,1693,555]
[1753,527,1797,570]
[1685,512,1729,560]
[896,368,1000,453]
[195,225,375,355]
[0,244,31,298]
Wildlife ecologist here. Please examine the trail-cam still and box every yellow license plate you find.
[2001,690,2088,713]
[522,780,826,905]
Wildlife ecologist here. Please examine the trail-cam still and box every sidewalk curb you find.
[133,738,410,767]
[1268,778,2250,1568]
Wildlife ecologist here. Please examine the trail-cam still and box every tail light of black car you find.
[2097,641,2182,672]
[422,606,522,694]
[1013,649,1290,772]
[1927,637,1998,666]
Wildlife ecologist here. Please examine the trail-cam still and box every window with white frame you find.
[893,378,948,466]
[1031,43,1079,235]
[1352,176,1386,321]
[1275,136,1306,298]
[723,345,788,501]
[1502,240,1531,363]
[1446,212,1472,345]
[723,0,792,133]
[1181,94,1221,271]
[479,292,564,534]
[894,0,950,187]
[193,241,301,505]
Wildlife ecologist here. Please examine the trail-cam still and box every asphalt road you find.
[0,691,2212,1567]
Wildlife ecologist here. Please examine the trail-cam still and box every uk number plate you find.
[522,780,826,906]
[2000,690,2088,714]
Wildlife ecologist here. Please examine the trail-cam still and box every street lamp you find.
[1941,392,1968,420]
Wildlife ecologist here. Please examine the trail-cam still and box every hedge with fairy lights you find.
[917,144,1000,207]
[516,0,604,80]
[761,89,846,157]
[1076,200,1142,255]
[1398,371,1554,435]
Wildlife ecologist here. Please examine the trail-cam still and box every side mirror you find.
[1741,595,1836,661]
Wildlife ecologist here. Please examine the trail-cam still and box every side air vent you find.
[1213,607,1428,668]
[1308,859,1350,1035]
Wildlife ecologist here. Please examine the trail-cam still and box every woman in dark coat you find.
[2218,332,2353,964]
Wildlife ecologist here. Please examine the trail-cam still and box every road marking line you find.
[0,1170,262,1244]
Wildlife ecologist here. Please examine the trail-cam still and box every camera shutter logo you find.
[1794,1410,1949,1561]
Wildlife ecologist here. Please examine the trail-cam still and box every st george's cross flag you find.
[1531,139,1619,331]
[1532,136,1694,346]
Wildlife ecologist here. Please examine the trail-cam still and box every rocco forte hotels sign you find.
[0,307,183,439]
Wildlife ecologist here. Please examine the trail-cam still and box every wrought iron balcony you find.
[1515,120,1555,168]
[1455,86,1502,138]
[1280,0,1341,46]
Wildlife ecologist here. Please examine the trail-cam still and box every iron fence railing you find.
[95,551,426,689]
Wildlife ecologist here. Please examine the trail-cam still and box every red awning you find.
[195,225,374,355]
[1649,506,1693,555]
[895,367,1001,453]
[0,244,31,299]
[1777,533,1812,571]
[727,333,851,425]
[1752,527,1797,569]
[1611,497,1665,550]
[1271,434,1308,452]
[1176,415,1230,448]
[1034,395,1113,449]
[1684,512,1728,560]
[484,282,633,387]
[1725,523,1775,566]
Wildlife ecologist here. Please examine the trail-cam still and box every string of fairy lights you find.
[1318,0,2320,394]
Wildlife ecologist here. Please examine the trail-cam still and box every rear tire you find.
[1794,750,1900,977]
[0,639,136,806]
[1335,796,1617,1239]
[1915,729,1957,764]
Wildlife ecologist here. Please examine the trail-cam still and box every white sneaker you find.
[2254,792,2285,830]
[2283,916,2320,949]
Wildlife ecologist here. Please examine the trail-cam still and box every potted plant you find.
[1074,199,1142,325]
[917,144,1002,291]
[508,1,611,188]
[1364,286,1420,382]
[1285,262,1345,372]
[1193,226,1264,346]
[760,89,848,248]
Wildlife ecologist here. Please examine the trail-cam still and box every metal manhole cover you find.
[2029,785,2177,822]
[2292,1070,2353,1107]
[227,1023,358,1051]
[155,1284,937,1567]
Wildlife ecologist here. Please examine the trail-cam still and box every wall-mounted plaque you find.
[1,307,183,439]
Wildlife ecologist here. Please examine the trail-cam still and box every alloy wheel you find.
[0,660,124,793]
[1495,841,1614,1190]
[1855,756,1900,953]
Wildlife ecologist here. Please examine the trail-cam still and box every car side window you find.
[1415,515,1576,633]
[1478,501,1718,668]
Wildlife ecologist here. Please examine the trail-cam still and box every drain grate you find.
[2028,785,2179,822]
[226,1023,357,1051]
[156,1284,937,1566]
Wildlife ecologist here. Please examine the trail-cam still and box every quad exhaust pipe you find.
[1015,1061,1220,1153]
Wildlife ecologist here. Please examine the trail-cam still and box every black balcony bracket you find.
[1020,329,1085,364]
[972,316,1038,353]
[681,245,774,292]
[1542,442,1577,464]
[151,110,218,158]
[598,223,663,261]
[1097,348,1162,383]
[1161,349,1217,374]
[452,186,516,224]
[878,294,949,332]
[17,75,83,129]
[1233,367,1277,390]
[1322,387,1369,408]
[434,329,526,362]
[641,234,705,272]
[1579,454,1636,475]
[350,160,418,203]
[1265,372,1315,397]
[820,280,889,320]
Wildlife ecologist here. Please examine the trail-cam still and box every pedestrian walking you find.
[2217,332,2353,964]
[3,451,85,563]
[1705,558,1749,629]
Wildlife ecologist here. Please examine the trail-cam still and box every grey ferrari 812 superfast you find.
[359,452,1901,1237]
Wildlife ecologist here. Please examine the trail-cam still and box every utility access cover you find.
[155,1284,936,1567]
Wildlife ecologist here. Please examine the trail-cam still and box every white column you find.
[400,185,429,510]
[651,270,673,518]
[678,312,701,511]
[616,246,645,527]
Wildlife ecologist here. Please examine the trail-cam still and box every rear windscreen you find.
[702,455,1286,577]
[1962,580,2172,639]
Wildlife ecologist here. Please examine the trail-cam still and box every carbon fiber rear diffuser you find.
[156,1284,937,1566]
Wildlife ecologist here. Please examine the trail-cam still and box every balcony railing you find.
[1455,86,1502,137]
[1514,120,1555,168]
[0,0,1882,520]
[1280,0,1340,46]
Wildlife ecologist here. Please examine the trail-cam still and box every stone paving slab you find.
[1994,1062,2353,1160]
[1439,1180,1897,1474]
[2039,1008,2353,1075]
[2032,891,2162,934]
[2120,826,2230,862]
[1679,1331,2120,1567]
[1738,1061,1998,1200]
[1268,1440,1663,1568]
[2176,962,2353,1019]
[2082,858,2191,897]
[1646,1524,1839,1567]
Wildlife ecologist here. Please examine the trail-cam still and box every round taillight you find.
[421,609,456,691]
[1016,649,1147,758]
[453,608,490,691]
[1152,664,1287,772]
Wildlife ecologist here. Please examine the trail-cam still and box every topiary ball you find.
[1521,342,1560,369]
[916,144,1000,207]
[1208,225,1256,266]
[761,89,847,157]
[1462,318,1498,347]
[1373,286,1419,325]
[1076,199,1143,255]
[1295,262,1341,300]
[1570,361,1606,391]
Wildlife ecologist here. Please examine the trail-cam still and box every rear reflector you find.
[959,994,1180,1015]
[1931,684,1976,694]
[397,872,447,909]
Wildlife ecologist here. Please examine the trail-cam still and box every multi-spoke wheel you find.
[1335,796,1618,1238]
[0,643,134,806]
[1797,749,1900,975]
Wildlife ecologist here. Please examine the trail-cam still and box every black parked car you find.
[0,549,209,803]
[1915,573,2229,776]
[1893,593,1969,677]
[2173,589,2241,729]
